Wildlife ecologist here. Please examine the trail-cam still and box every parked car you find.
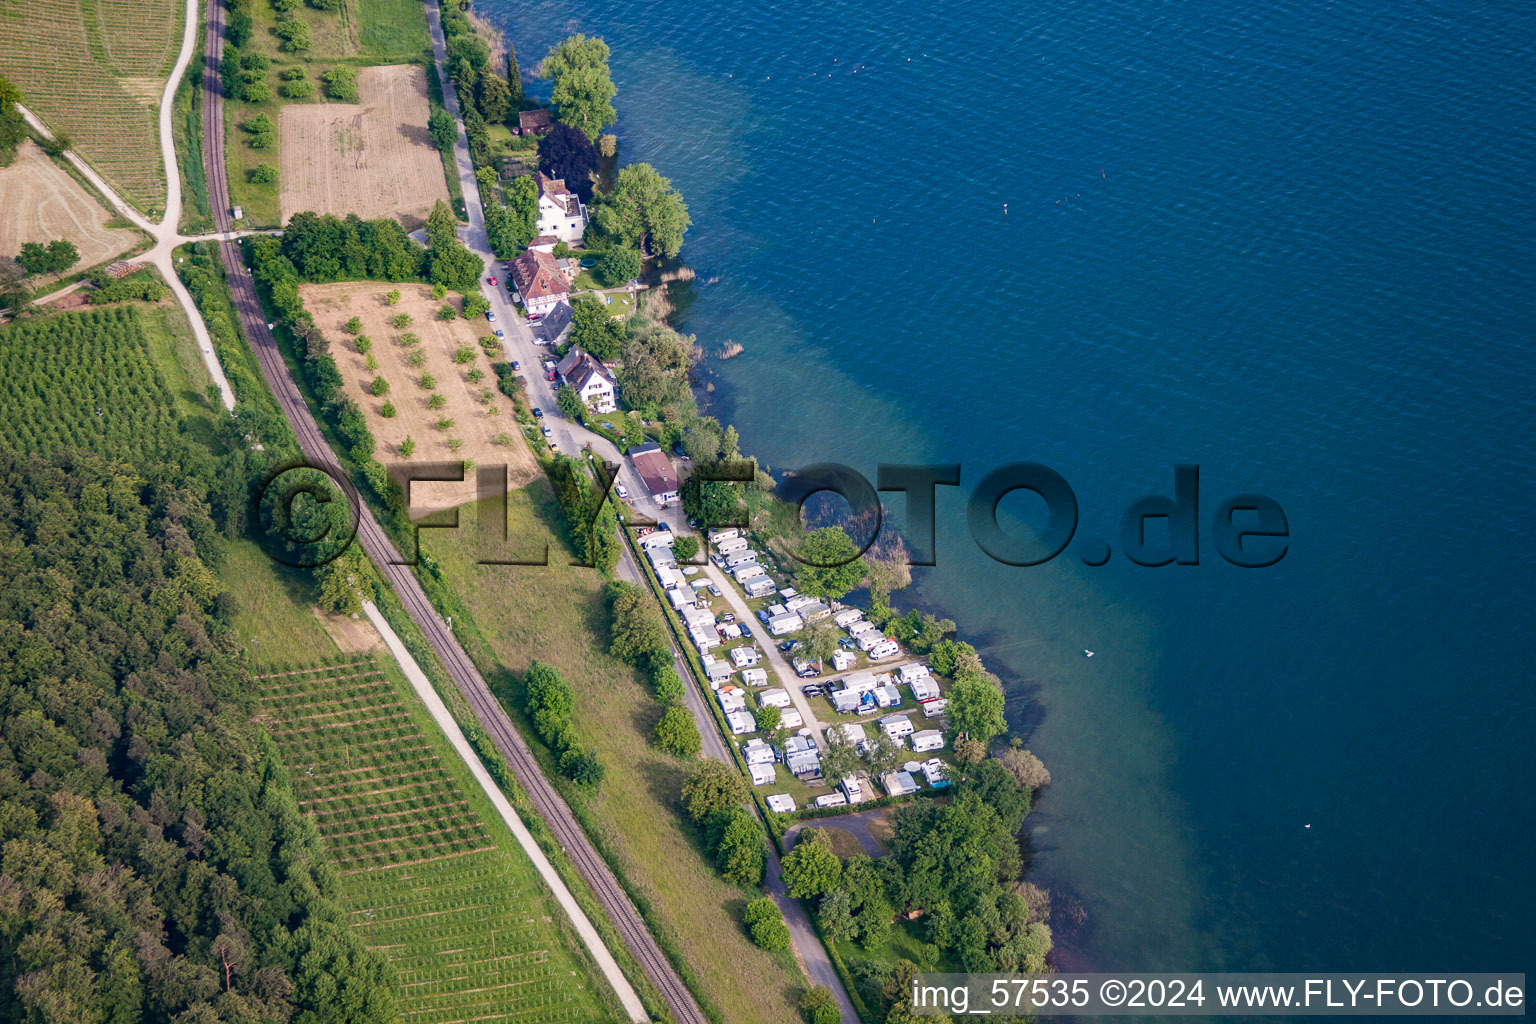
[548,441,559,452]
[532,407,543,418]
[779,640,798,652]
[528,313,543,324]
[839,637,858,649]
[485,310,496,322]
[709,585,722,597]
[541,425,552,437]
[487,276,497,286]
[800,685,825,698]
[721,613,735,624]
[757,609,771,622]
[511,360,520,370]
[658,522,671,532]
[545,370,557,381]
[494,329,505,339]
[615,484,629,499]
[797,667,819,679]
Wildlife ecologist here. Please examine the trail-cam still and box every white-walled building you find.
[535,172,587,244]
[556,348,617,413]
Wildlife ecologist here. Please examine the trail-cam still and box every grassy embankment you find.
[418,486,808,1024]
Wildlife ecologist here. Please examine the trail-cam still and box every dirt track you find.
[278,65,449,226]
[0,141,139,275]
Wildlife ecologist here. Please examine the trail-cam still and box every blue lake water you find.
[486,0,1536,973]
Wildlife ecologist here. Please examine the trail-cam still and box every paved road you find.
[12,0,235,410]
[363,602,647,1021]
[785,808,890,859]
[199,1,699,1021]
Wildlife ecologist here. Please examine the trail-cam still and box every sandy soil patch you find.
[300,281,539,514]
[313,608,384,653]
[279,65,450,227]
[0,140,140,275]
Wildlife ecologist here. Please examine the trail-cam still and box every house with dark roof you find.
[535,172,587,245]
[625,441,681,505]
[509,249,570,317]
[515,108,554,137]
[555,347,617,413]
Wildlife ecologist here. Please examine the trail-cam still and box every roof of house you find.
[519,109,553,132]
[510,249,569,303]
[626,442,680,497]
[528,234,558,248]
[556,347,613,392]
[537,172,582,217]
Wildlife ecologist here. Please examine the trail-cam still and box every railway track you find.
[197,3,707,1021]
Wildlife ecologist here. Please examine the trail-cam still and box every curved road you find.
[197,1,706,1021]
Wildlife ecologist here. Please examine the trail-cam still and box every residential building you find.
[535,172,586,244]
[733,563,766,584]
[766,793,796,814]
[833,608,864,628]
[743,739,775,766]
[832,649,856,672]
[740,667,769,687]
[743,576,776,598]
[758,687,792,709]
[910,729,945,753]
[814,793,848,808]
[767,613,801,636]
[749,763,776,786]
[909,676,941,702]
[879,714,915,740]
[625,442,680,505]
[778,707,804,730]
[922,698,948,719]
[840,775,868,804]
[921,758,951,788]
[555,347,617,414]
[881,771,919,797]
[509,248,570,317]
[514,108,554,137]
[726,709,756,735]
[730,646,760,668]
[874,685,902,709]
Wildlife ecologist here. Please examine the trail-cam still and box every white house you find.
[667,588,693,611]
[910,729,945,753]
[730,646,760,668]
[717,687,746,713]
[640,531,676,551]
[740,667,768,687]
[718,622,743,640]
[898,663,931,685]
[879,714,914,740]
[708,527,740,545]
[785,747,821,777]
[626,442,681,505]
[725,709,756,735]
[681,606,716,631]
[716,536,749,555]
[778,707,804,730]
[689,626,719,652]
[655,564,685,590]
[831,688,866,714]
[814,793,847,808]
[766,793,795,813]
[881,771,919,797]
[835,723,868,746]
[855,632,888,653]
[778,586,798,601]
[849,620,880,638]
[724,550,758,569]
[535,172,587,244]
[831,649,856,672]
[833,608,864,628]
[509,248,570,317]
[922,698,948,719]
[874,685,902,709]
[701,656,731,685]
[743,739,775,766]
[743,576,776,598]
[867,639,900,660]
[783,595,819,615]
[767,613,801,636]
[909,676,941,702]
[797,602,831,624]
[556,348,617,414]
[749,763,776,786]
[758,687,792,709]
[842,671,879,694]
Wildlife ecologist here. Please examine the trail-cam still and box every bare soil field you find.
[300,281,539,513]
[0,141,140,274]
[278,65,449,226]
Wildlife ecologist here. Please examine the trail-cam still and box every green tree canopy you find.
[791,526,867,600]
[781,828,842,899]
[539,34,617,139]
[742,895,789,949]
[593,163,691,258]
[681,758,747,823]
[654,703,701,757]
[947,671,1008,746]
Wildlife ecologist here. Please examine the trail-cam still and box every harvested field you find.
[300,281,538,513]
[0,0,179,209]
[0,141,140,279]
[279,65,449,227]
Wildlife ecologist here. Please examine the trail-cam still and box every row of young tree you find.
[520,661,605,787]
[0,447,397,1023]
[606,578,704,758]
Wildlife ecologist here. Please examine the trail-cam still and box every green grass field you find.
[257,656,620,1024]
[421,485,807,1024]
[0,0,180,211]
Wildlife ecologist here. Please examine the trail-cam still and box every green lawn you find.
[258,655,620,1024]
[421,485,808,1024]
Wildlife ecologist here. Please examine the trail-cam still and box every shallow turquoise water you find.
[487,0,1536,972]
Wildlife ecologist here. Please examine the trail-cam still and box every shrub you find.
[391,312,413,328]
[427,393,446,409]
[492,432,516,447]
[344,316,363,334]
[398,436,416,457]
[681,760,747,824]
[743,897,790,951]
[418,373,437,390]
[446,438,464,452]
[380,401,396,418]
[321,66,358,102]
[597,245,641,286]
[432,282,447,300]
[364,353,378,370]
[242,81,273,103]
[672,535,699,561]
[280,79,313,99]
[467,367,486,383]
[653,703,701,757]
[249,163,277,183]
[369,376,390,396]
[354,334,372,353]
[800,987,839,1024]
[385,289,401,305]
[453,344,476,364]
[281,66,306,81]
[437,303,457,321]
[433,417,454,431]
[397,332,420,346]
[406,350,426,368]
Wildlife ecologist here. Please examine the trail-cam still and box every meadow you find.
[256,655,622,1023]
[422,486,808,1024]
[0,0,180,211]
